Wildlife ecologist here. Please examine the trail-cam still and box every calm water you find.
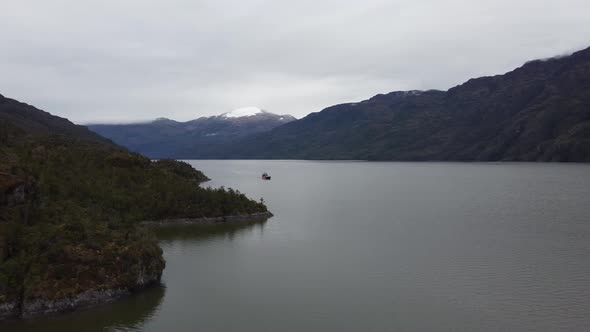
[4,161,590,331]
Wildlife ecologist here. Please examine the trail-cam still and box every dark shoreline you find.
[0,276,161,321]
[1,211,273,321]
[141,211,274,226]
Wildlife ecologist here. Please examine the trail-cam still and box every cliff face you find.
[19,274,162,318]
[2,274,163,319]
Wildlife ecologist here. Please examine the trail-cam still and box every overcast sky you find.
[1,0,590,124]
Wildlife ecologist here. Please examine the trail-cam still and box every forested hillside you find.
[0,97,267,319]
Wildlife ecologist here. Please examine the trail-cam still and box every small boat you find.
[261,172,271,180]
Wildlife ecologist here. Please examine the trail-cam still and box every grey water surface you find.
[4,161,590,331]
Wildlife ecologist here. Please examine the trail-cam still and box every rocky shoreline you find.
[1,211,272,321]
[0,301,18,320]
[0,270,161,320]
[141,211,274,226]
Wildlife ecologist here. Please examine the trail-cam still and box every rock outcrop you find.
[0,271,162,319]
[0,301,18,320]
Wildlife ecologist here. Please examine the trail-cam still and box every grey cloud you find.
[1,0,589,123]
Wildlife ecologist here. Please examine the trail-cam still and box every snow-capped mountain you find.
[88,108,296,158]
[222,106,264,118]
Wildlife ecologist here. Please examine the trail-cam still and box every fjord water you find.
[4,161,590,331]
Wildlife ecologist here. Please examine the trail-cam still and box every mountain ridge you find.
[89,109,296,158]
[200,45,590,161]
[0,94,113,145]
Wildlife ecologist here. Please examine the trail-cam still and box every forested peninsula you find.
[0,94,269,319]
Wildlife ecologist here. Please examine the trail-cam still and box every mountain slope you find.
[89,108,295,158]
[0,94,112,144]
[218,46,590,161]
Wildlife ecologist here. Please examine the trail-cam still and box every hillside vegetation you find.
[0,97,267,318]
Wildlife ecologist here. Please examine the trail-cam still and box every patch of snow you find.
[405,90,423,96]
[223,106,263,118]
[205,133,218,136]
[153,117,176,123]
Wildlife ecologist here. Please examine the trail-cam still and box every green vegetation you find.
[0,119,267,313]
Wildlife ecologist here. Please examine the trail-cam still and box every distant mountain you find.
[89,107,296,158]
[208,46,590,162]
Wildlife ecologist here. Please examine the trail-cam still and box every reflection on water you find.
[0,220,268,332]
[154,220,268,245]
[0,286,165,332]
